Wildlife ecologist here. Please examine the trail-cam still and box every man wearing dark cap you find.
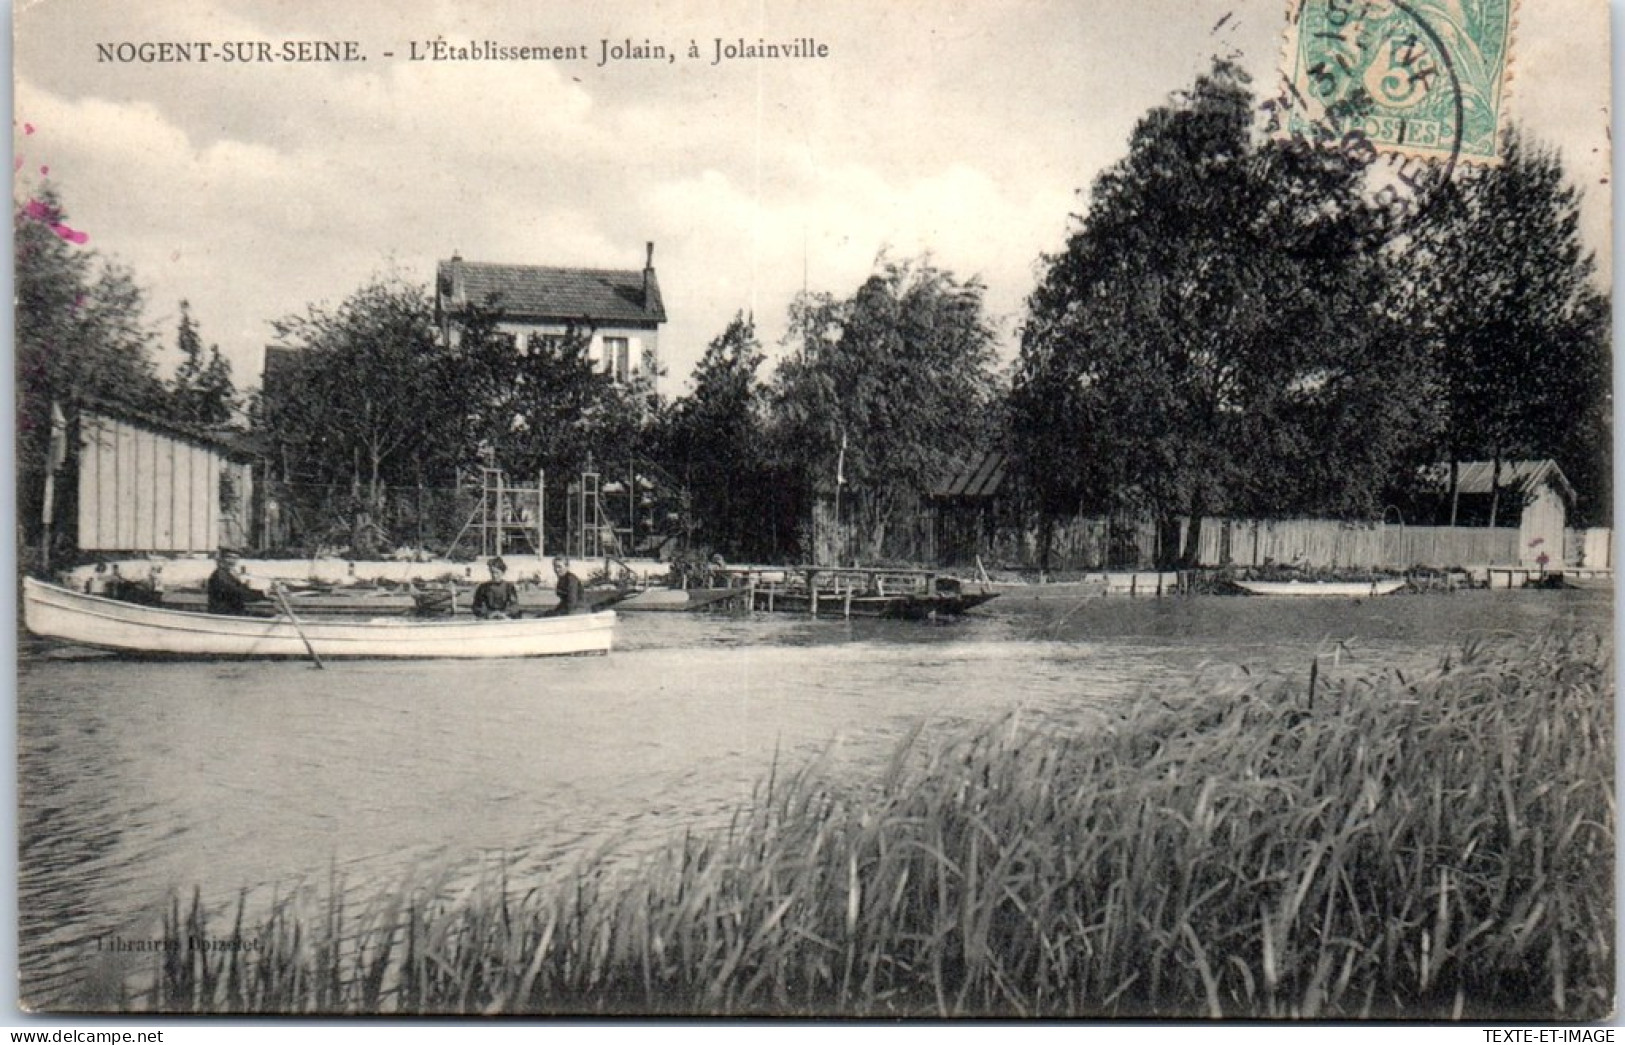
[471,556,521,619]
[207,548,268,615]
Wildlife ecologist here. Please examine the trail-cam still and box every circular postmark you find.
[1267,0,1514,224]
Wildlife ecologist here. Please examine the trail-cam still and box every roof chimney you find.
[643,241,655,309]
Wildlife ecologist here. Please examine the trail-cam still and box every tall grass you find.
[140,630,1613,1017]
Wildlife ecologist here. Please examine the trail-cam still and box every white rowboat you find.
[22,577,615,659]
[1233,579,1406,598]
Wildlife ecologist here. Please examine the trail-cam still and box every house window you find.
[604,337,631,381]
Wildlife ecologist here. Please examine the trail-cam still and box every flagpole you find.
[41,402,67,573]
[834,428,846,567]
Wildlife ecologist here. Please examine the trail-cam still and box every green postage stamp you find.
[1279,0,1516,164]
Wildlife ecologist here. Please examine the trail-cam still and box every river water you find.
[17,589,1609,1008]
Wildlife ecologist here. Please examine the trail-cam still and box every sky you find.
[11,0,1614,398]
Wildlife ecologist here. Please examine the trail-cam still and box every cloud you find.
[642,156,1073,375]
[12,0,1610,398]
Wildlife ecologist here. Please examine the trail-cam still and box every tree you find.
[262,277,445,498]
[503,324,629,480]
[168,300,239,426]
[658,312,773,558]
[771,256,1000,561]
[1399,134,1611,526]
[436,297,656,488]
[1012,60,1441,567]
[15,188,166,561]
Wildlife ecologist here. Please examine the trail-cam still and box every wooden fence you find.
[1190,519,1522,570]
[772,497,1606,573]
[968,516,1598,571]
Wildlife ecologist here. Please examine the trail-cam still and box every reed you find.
[142,630,1613,1017]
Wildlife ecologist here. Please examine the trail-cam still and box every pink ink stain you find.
[24,123,35,135]
[23,197,89,244]
[38,165,48,175]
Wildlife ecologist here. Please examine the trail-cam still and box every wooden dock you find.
[1477,566,1613,590]
[738,566,998,620]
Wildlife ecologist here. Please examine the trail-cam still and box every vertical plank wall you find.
[77,413,223,553]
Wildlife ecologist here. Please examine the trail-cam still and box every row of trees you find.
[252,255,997,563]
[256,280,659,526]
[1012,61,1609,564]
[16,59,1609,568]
[651,61,1607,566]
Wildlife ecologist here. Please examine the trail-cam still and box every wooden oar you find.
[272,582,325,670]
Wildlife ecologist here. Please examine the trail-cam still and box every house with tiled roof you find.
[434,243,666,386]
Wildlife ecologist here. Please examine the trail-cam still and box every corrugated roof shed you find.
[437,255,665,326]
[1426,459,1575,503]
[932,451,1007,500]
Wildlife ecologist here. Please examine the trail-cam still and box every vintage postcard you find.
[13,0,1613,1023]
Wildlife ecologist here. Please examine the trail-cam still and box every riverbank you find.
[128,629,1612,1018]
[56,555,1608,601]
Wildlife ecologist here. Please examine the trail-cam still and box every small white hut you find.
[65,402,256,555]
[1436,460,1575,566]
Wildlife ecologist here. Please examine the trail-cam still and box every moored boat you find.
[611,587,749,611]
[22,577,615,659]
[1233,578,1407,598]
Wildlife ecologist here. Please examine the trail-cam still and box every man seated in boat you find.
[550,556,585,616]
[109,562,164,606]
[471,556,522,619]
[207,548,270,616]
[84,562,112,596]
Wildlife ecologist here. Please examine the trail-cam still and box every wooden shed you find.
[929,451,1008,565]
[65,402,257,555]
[1429,459,1575,566]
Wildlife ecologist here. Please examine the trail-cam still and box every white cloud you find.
[12,0,1610,398]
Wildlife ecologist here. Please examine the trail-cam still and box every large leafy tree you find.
[16,188,167,561]
[772,256,1000,561]
[167,300,239,426]
[428,295,663,557]
[1012,60,1440,566]
[658,312,775,558]
[438,298,655,487]
[261,276,445,497]
[1400,134,1611,525]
